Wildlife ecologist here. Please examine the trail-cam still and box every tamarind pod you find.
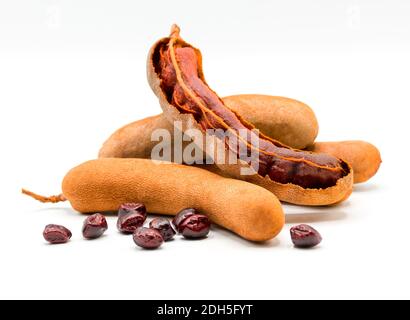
[306,141,381,184]
[146,25,353,206]
[23,159,284,242]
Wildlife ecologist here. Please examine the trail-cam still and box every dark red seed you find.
[82,213,108,239]
[290,224,322,248]
[172,208,197,233]
[133,227,164,249]
[118,203,146,217]
[43,224,72,244]
[179,214,211,239]
[117,203,147,234]
[149,218,175,241]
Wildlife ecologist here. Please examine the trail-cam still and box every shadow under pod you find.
[211,225,281,248]
[285,210,348,224]
[353,183,381,193]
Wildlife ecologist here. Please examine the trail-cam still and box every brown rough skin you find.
[223,95,318,149]
[38,158,285,242]
[98,95,318,159]
[307,141,381,184]
[99,114,171,159]
[146,25,353,206]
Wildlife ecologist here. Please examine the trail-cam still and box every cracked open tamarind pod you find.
[146,25,353,206]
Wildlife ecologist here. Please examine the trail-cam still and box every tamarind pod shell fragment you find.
[307,141,381,184]
[62,159,284,242]
[146,26,353,206]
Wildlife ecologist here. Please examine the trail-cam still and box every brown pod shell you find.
[98,114,171,159]
[61,158,284,242]
[99,114,199,162]
[146,25,353,206]
[307,141,381,184]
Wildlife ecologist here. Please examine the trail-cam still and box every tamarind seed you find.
[172,208,197,233]
[173,209,210,238]
[290,224,322,248]
[149,218,175,241]
[82,213,108,239]
[133,227,164,249]
[117,203,147,234]
[180,214,211,239]
[118,203,146,217]
[43,224,72,244]
[180,215,210,239]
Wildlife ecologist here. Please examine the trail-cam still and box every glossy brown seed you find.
[173,208,211,239]
[133,227,164,249]
[43,224,72,244]
[149,218,175,241]
[179,214,211,239]
[82,213,108,239]
[118,203,146,217]
[117,203,147,234]
[172,208,197,233]
[290,224,322,248]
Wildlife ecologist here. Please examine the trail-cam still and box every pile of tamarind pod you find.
[100,25,381,203]
[22,25,381,243]
[99,94,381,185]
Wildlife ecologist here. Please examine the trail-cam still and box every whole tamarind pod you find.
[146,25,353,206]
[22,159,284,242]
[98,95,318,159]
[306,141,381,184]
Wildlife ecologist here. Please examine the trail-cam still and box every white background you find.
[0,0,409,299]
